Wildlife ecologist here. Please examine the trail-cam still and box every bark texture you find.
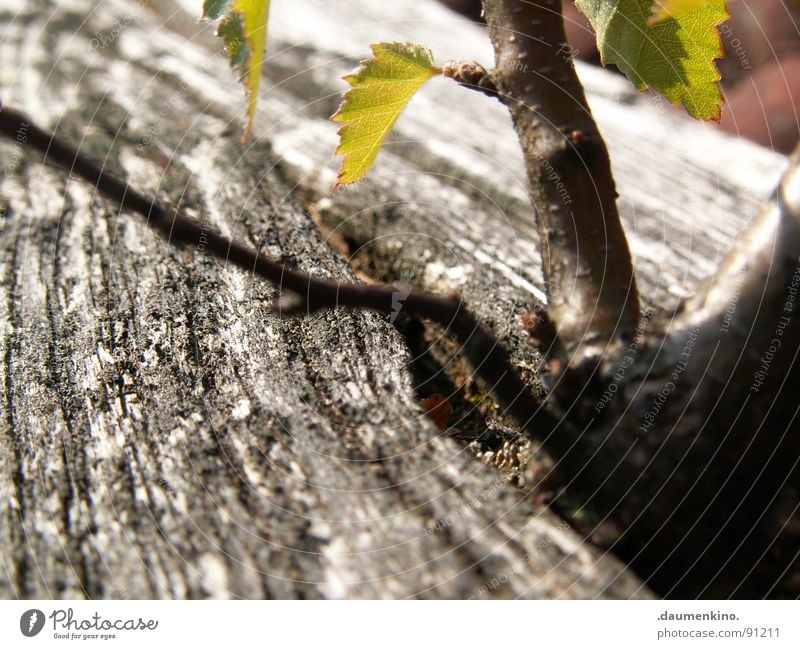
[0,0,788,598]
[483,0,639,364]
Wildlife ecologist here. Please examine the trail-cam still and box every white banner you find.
[0,600,797,648]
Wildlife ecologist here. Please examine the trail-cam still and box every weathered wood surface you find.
[0,0,786,598]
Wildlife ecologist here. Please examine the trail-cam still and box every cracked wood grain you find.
[0,0,649,599]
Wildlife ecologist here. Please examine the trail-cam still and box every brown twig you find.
[0,100,556,438]
[482,0,640,369]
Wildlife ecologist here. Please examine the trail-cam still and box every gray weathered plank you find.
[0,0,785,599]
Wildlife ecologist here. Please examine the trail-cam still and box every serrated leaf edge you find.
[590,1,730,122]
[331,42,441,186]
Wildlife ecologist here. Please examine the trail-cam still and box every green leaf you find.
[203,0,271,140]
[332,42,441,186]
[575,0,728,120]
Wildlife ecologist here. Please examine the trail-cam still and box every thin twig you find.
[0,100,555,436]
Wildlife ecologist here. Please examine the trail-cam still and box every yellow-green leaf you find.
[332,42,441,186]
[575,0,728,120]
[203,0,270,140]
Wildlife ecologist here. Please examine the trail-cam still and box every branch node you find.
[442,61,503,102]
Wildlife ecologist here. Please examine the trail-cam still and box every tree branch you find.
[0,101,555,439]
[481,0,640,369]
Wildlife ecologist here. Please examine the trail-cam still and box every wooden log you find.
[0,0,785,598]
